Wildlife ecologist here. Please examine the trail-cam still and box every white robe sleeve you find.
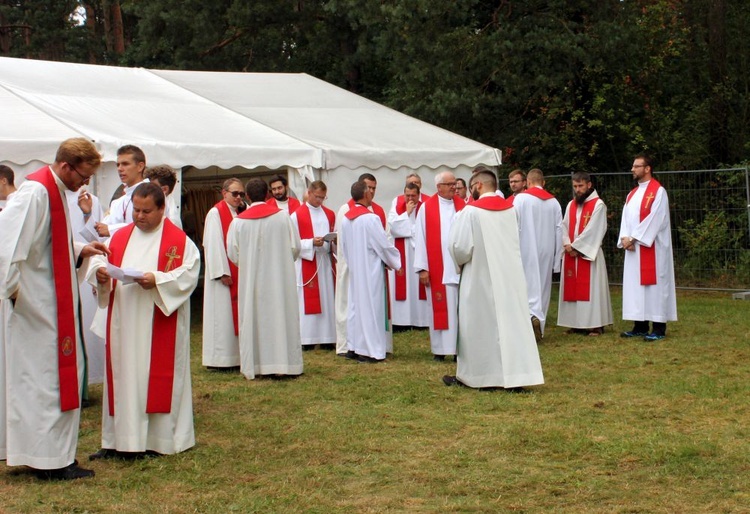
[630,187,668,248]
[0,184,47,299]
[571,200,607,261]
[86,253,112,309]
[226,219,240,266]
[203,208,232,280]
[449,208,474,271]
[412,206,428,272]
[367,216,401,270]
[291,212,315,262]
[287,215,302,262]
[153,238,201,316]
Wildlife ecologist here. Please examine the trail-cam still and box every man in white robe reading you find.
[340,180,401,362]
[388,179,430,329]
[0,138,107,480]
[227,178,303,379]
[334,173,388,356]
[87,182,199,459]
[512,168,563,342]
[557,172,613,335]
[95,144,149,238]
[444,170,544,389]
[202,178,245,370]
[618,154,677,341]
[291,181,337,351]
[414,171,465,361]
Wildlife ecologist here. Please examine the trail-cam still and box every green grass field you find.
[2,288,749,513]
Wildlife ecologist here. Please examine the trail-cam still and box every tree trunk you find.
[708,0,729,164]
[110,0,125,54]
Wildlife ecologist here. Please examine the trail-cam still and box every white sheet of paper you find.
[78,223,102,243]
[106,262,145,284]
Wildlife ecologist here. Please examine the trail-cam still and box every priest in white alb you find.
[291,180,337,350]
[512,168,563,342]
[557,172,613,335]
[618,154,677,341]
[1,138,107,480]
[414,171,465,361]
[334,173,388,356]
[340,180,401,362]
[87,183,199,459]
[444,170,544,389]
[388,179,430,329]
[227,178,303,379]
[202,178,245,370]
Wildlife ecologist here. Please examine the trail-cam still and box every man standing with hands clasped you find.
[618,154,677,341]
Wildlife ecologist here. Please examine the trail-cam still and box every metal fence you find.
[531,168,750,291]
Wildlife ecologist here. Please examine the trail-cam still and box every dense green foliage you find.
[2,0,748,174]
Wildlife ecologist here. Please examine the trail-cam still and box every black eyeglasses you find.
[68,163,92,184]
[228,191,246,198]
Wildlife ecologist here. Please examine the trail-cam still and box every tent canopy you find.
[1,56,500,174]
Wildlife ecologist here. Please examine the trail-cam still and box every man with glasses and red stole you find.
[202,178,246,370]
[618,154,677,341]
[0,138,108,480]
[414,170,465,361]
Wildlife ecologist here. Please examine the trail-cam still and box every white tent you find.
[0,56,500,213]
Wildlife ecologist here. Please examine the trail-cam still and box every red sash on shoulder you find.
[424,195,464,330]
[521,187,555,200]
[562,198,598,302]
[239,203,281,219]
[349,198,386,228]
[27,167,80,412]
[266,197,300,214]
[215,201,239,335]
[106,219,186,416]
[393,195,426,302]
[295,203,335,315]
[471,195,513,211]
[626,179,661,285]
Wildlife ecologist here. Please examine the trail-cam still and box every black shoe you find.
[357,355,383,363]
[442,375,464,387]
[81,398,91,409]
[319,344,336,351]
[206,366,240,373]
[36,460,95,481]
[302,345,316,351]
[433,354,446,362]
[342,350,357,360]
[531,316,543,343]
[89,448,118,461]
[620,330,648,338]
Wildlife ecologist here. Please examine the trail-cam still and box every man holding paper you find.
[87,182,200,459]
[290,181,337,351]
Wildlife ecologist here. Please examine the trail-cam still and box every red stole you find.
[626,180,661,285]
[238,203,281,219]
[562,198,599,302]
[26,167,80,412]
[471,195,513,211]
[348,198,386,228]
[295,203,336,314]
[393,195,426,302]
[106,219,186,416]
[266,196,300,214]
[424,195,465,330]
[521,187,555,201]
[215,200,239,335]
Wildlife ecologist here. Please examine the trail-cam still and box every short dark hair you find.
[0,164,14,186]
[132,182,165,209]
[269,174,287,187]
[144,165,177,194]
[404,182,420,194]
[247,178,269,203]
[455,178,466,188]
[117,144,146,165]
[634,153,654,170]
[351,181,367,202]
[358,173,377,183]
[571,171,592,183]
[470,170,497,191]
